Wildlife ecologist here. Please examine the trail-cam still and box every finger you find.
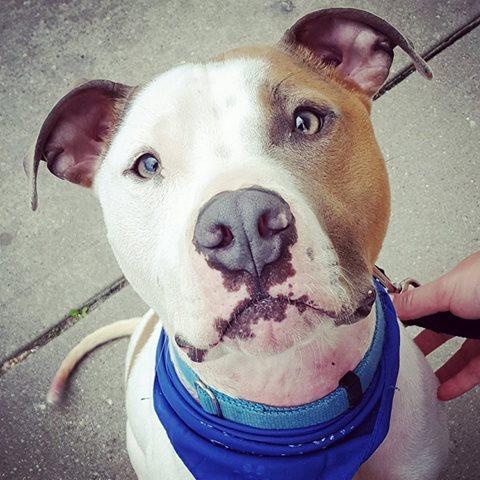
[392,278,450,321]
[414,329,452,356]
[435,347,470,384]
[437,357,480,401]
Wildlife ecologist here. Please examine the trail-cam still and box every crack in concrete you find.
[0,277,128,377]
[375,13,480,99]
[2,12,479,376]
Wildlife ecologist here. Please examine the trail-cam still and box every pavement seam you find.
[0,277,128,377]
[2,11,479,376]
[375,13,480,99]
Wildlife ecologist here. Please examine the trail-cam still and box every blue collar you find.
[170,283,386,430]
[153,280,400,480]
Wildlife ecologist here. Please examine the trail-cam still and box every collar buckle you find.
[195,379,223,417]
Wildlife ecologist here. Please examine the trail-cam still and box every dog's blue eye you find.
[135,153,160,179]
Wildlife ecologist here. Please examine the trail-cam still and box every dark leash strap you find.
[404,311,480,339]
[373,265,480,340]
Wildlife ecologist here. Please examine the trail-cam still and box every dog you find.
[26,8,448,479]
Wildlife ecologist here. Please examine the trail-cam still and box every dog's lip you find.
[337,288,377,324]
[335,305,373,324]
[174,293,375,360]
[174,282,376,363]
[216,294,338,339]
[174,295,339,359]
[174,335,211,362]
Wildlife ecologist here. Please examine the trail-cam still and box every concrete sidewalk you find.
[1,1,479,478]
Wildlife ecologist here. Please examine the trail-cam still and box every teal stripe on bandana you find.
[153,280,400,480]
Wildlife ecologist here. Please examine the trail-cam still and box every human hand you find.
[392,252,480,401]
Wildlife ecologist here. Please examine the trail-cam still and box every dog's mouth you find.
[174,292,375,362]
[214,294,336,340]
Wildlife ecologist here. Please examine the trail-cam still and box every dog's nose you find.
[194,187,295,278]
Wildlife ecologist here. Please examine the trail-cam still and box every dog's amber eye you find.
[134,153,161,179]
[294,109,323,135]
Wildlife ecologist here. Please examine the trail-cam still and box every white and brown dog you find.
[27,8,448,480]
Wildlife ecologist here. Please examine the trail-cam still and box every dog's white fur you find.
[47,56,448,478]
[96,60,350,361]
[98,60,447,478]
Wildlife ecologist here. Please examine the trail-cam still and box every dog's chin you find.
[175,290,375,362]
[222,310,314,356]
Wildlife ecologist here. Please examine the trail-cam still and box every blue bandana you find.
[153,281,400,480]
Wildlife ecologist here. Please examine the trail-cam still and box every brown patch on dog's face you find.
[219,45,390,299]
[267,47,389,290]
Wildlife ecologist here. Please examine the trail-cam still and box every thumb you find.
[392,277,451,321]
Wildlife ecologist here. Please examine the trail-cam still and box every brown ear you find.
[24,79,133,211]
[282,8,432,96]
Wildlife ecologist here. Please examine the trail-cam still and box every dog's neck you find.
[174,308,376,407]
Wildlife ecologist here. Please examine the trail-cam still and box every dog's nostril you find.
[216,225,233,248]
[258,210,291,238]
[201,224,233,249]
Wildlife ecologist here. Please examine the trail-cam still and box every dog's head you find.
[26,9,430,362]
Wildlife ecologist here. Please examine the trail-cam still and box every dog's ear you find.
[282,8,432,97]
[24,79,134,211]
